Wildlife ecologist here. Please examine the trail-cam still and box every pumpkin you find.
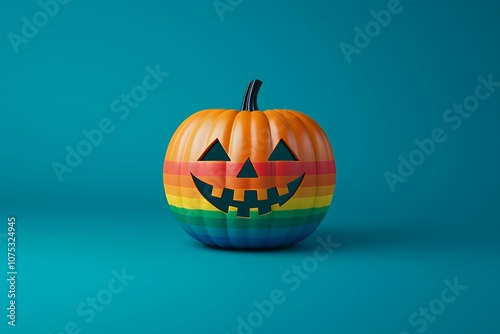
[163,80,336,249]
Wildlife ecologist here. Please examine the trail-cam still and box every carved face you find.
[191,138,304,217]
[163,80,336,249]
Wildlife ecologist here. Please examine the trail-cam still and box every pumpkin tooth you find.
[211,187,224,198]
[276,187,289,197]
[271,203,281,211]
[257,188,268,201]
[233,189,246,201]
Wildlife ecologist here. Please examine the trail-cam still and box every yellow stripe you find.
[165,193,333,211]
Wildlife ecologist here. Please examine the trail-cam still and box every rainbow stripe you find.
[164,160,335,248]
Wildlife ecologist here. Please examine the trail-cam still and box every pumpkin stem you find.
[241,80,263,111]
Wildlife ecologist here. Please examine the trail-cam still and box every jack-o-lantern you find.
[163,80,336,249]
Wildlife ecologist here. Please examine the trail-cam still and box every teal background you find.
[1,0,499,333]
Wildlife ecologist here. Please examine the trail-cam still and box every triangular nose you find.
[237,158,259,178]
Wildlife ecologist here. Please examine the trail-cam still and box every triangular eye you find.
[198,139,231,161]
[269,139,298,161]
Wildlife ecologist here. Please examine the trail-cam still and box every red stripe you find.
[164,160,335,177]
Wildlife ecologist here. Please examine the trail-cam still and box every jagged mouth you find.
[191,173,305,218]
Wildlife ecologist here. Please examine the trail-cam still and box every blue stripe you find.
[178,223,321,248]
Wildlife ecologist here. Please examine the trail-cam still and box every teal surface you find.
[1,0,499,333]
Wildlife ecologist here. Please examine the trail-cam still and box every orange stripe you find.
[166,193,333,211]
[163,173,336,189]
[164,184,334,198]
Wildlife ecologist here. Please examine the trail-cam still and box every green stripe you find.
[170,205,330,219]
[169,205,330,229]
